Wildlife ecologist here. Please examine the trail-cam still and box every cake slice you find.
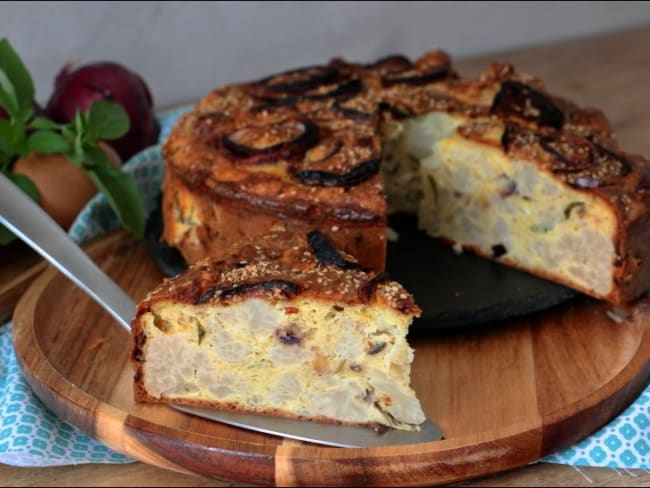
[131,231,426,431]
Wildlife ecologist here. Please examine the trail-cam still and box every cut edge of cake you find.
[131,231,426,431]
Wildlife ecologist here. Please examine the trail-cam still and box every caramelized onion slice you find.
[378,101,414,119]
[223,119,320,162]
[540,134,594,172]
[195,280,302,304]
[253,94,300,107]
[366,54,413,74]
[257,65,339,94]
[307,231,363,270]
[361,272,392,301]
[540,132,631,187]
[491,80,564,129]
[382,65,450,87]
[333,100,377,122]
[294,158,380,187]
[303,78,362,101]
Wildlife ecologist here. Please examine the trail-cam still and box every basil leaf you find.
[0,118,15,158]
[86,162,144,238]
[29,117,62,131]
[82,142,110,169]
[87,99,129,140]
[0,70,19,117]
[27,131,69,154]
[0,39,35,111]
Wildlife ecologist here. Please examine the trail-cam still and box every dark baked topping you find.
[491,80,564,129]
[302,77,362,101]
[541,133,631,187]
[332,98,378,122]
[307,230,363,270]
[304,139,343,165]
[365,54,413,75]
[362,271,392,301]
[377,101,415,119]
[499,121,635,192]
[256,65,340,95]
[223,119,319,164]
[195,279,302,304]
[382,65,450,88]
[294,158,381,187]
[141,231,420,315]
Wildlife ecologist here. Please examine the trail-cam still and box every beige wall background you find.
[2,1,650,108]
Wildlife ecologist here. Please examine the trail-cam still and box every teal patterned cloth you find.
[0,106,648,468]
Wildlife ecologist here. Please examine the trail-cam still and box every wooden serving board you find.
[11,230,650,486]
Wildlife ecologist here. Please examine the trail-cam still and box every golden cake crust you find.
[136,230,419,314]
[163,48,650,304]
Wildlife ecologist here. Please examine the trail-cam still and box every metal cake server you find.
[0,173,443,447]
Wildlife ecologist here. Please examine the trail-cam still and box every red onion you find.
[45,61,159,160]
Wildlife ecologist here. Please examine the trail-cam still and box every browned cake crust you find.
[131,230,420,404]
[163,49,650,304]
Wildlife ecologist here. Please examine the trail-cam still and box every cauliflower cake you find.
[162,50,650,305]
[131,231,426,431]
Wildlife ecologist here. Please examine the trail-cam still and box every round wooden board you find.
[11,231,650,486]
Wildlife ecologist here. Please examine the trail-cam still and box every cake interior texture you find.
[132,231,425,431]
[138,298,424,430]
[383,112,618,298]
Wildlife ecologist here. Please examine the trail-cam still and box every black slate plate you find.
[145,206,578,330]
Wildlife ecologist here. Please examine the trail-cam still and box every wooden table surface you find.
[2,24,650,487]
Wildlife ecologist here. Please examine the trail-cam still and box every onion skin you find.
[45,61,160,161]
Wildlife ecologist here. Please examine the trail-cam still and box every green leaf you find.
[0,39,35,111]
[0,118,15,158]
[0,70,19,117]
[17,104,33,122]
[86,99,129,140]
[8,171,39,202]
[26,131,69,154]
[83,142,109,167]
[29,117,62,131]
[86,162,144,238]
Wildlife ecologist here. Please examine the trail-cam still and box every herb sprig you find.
[0,39,145,244]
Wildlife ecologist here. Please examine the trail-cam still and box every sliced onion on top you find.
[223,119,320,163]
[258,65,339,94]
[382,65,450,87]
[294,158,380,187]
[491,80,564,129]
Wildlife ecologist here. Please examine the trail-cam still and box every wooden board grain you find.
[10,230,650,486]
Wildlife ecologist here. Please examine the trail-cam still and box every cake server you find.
[0,173,443,447]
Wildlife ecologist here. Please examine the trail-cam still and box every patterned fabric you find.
[0,105,647,468]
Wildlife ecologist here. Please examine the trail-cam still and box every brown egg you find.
[12,142,122,229]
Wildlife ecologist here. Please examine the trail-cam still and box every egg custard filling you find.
[137,298,424,431]
[131,231,425,431]
[382,112,618,299]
